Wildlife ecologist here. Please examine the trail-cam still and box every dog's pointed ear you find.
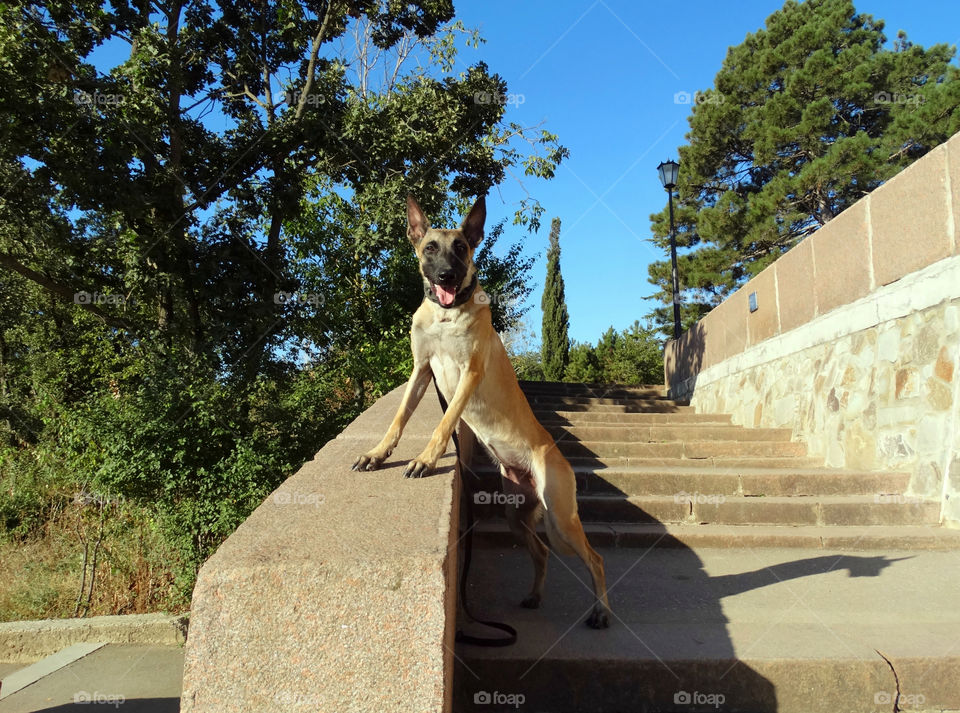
[460,195,486,248]
[406,195,430,245]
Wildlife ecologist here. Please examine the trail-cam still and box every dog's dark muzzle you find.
[423,269,477,309]
[422,255,468,307]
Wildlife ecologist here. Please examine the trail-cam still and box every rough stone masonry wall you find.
[665,132,960,526]
[687,262,960,524]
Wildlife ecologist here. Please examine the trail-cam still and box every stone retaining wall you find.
[683,258,960,523]
[0,613,188,663]
[665,131,960,525]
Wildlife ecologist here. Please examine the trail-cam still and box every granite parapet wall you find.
[180,385,460,712]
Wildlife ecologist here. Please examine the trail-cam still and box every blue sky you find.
[444,0,960,344]
[81,1,960,346]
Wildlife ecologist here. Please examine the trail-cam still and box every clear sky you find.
[82,0,960,346]
[444,0,960,345]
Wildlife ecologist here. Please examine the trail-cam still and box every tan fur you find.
[353,195,610,629]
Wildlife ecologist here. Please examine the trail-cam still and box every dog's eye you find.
[453,241,467,254]
[423,242,438,254]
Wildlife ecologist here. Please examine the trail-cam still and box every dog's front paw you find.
[402,456,435,479]
[352,452,386,471]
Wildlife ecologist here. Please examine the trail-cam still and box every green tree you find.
[605,321,665,385]
[564,341,602,383]
[647,0,960,335]
[0,1,565,612]
[563,322,663,386]
[501,317,544,381]
[509,352,545,382]
[540,217,570,380]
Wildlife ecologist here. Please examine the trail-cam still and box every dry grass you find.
[0,503,188,622]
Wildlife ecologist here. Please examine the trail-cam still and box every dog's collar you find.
[426,273,478,309]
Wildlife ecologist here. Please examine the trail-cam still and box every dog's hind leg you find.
[538,448,611,629]
[504,477,548,609]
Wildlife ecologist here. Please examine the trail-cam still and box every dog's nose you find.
[437,269,456,284]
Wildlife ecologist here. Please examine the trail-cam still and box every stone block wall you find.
[181,386,460,712]
[665,131,960,525]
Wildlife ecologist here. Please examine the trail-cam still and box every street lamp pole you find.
[657,159,682,340]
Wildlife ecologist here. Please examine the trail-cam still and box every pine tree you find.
[647,0,960,336]
[541,217,570,381]
[564,342,602,383]
[563,323,664,385]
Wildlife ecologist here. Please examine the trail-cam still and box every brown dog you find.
[352,195,610,629]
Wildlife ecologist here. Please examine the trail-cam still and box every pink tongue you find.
[434,284,457,306]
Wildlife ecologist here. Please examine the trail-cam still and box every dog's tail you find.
[542,506,578,556]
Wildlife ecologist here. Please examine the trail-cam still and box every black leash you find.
[432,376,517,647]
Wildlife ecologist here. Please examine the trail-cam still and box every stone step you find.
[467,463,911,497]
[544,424,795,443]
[470,520,960,551]
[526,395,689,408]
[566,455,824,470]
[519,380,666,398]
[453,547,960,713]
[473,494,939,527]
[524,389,672,401]
[574,494,941,527]
[531,402,692,414]
[537,411,733,425]
[555,439,807,460]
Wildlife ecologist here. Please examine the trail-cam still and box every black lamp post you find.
[657,159,682,340]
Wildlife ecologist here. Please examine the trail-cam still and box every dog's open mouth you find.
[432,282,459,307]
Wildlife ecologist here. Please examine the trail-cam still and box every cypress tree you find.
[541,218,570,381]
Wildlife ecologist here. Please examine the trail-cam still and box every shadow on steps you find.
[452,382,912,713]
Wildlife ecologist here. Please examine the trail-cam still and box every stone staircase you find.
[470,381,952,550]
[454,381,960,713]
